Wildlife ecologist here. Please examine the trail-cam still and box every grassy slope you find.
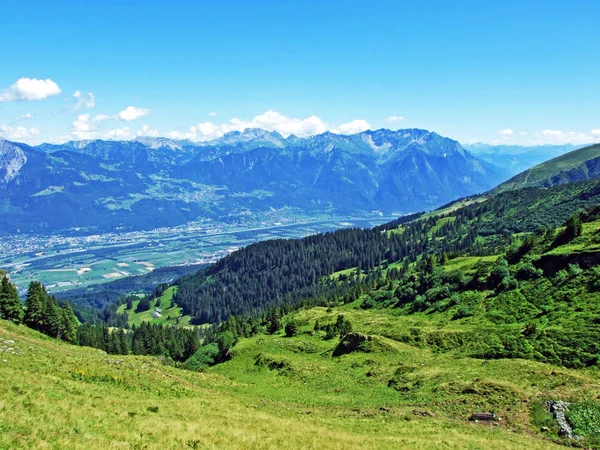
[0,320,572,450]
[497,143,600,191]
[203,214,600,447]
[116,286,192,327]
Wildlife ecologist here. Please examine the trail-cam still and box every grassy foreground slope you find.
[0,319,574,450]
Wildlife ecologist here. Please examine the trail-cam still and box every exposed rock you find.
[546,400,575,439]
[470,412,496,421]
[332,332,372,356]
[0,139,27,184]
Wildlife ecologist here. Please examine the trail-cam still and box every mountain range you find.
[0,128,508,235]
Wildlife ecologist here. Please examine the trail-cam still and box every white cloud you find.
[118,106,150,121]
[542,129,562,137]
[336,119,371,134]
[519,131,528,135]
[0,125,41,141]
[0,78,61,102]
[531,129,594,145]
[591,129,600,136]
[497,129,514,136]
[105,127,133,139]
[17,113,34,120]
[73,90,95,109]
[209,112,218,117]
[385,115,404,123]
[168,110,332,141]
[93,114,114,122]
[242,110,329,137]
[136,125,160,137]
[71,114,97,139]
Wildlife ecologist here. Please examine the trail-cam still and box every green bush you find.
[566,401,600,446]
[184,343,219,371]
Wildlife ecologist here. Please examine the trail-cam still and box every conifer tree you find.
[24,281,47,331]
[183,331,199,360]
[43,295,62,338]
[59,302,79,343]
[0,276,24,324]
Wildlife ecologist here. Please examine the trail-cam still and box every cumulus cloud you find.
[73,90,95,109]
[71,114,97,139]
[542,129,562,137]
[0,78,61,102]
[118,106,150,121]
[592,129,600,136]
[497,129,514,136]
[167,110,333,141]
[0,125,41,141]
[209,112,218,117]
[17,113,34,120]
[93,114,113,122]
[336,119,371,134]
[136,125,160,137]
[385,115,404,123]
[105,127,133,139]
[530,129,595,145]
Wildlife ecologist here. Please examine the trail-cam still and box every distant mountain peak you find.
[210,128,287,148]
[133,136,189,150]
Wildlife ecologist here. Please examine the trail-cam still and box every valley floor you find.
[0,216,390,295]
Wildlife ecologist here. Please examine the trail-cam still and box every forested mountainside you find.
[173,176,600,323]
[0,129,507,234]
[496,143,600,192]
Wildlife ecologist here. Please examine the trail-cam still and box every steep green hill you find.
[496,143,600,192]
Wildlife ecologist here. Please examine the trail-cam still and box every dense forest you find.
[173,177,600,324]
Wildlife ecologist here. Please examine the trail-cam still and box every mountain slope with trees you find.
[173,176,600,324]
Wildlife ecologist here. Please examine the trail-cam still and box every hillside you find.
[116,286,193,327]
[173,176,600,324]
[1,317,590,449]
[0,129,508,234]
[496,143,600,192]
[465,143,583,175]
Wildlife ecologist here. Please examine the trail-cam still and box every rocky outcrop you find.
[546,400,576,439]
[332,332,373,356]
[0,139,27,184]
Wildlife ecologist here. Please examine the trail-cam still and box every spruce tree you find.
[183,332,199,360]
[24,281,47,331]
[0,276,24,324]
[59,302,79,343]
[43,295,62,338]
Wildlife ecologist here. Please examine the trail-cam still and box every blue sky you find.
[1,0,599,145]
